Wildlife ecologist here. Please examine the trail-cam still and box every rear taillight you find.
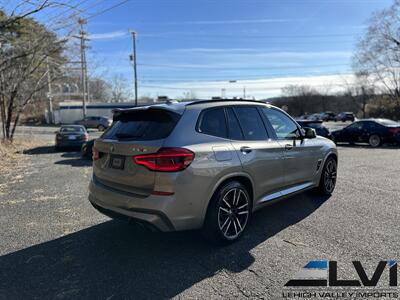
[388,127,400,134]
[83,133,89,141]
[92,147,100,161]
[133,148,195,172]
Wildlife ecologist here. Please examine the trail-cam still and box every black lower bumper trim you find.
[89,201,175,231]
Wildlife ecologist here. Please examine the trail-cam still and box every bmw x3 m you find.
[88,100,338,244]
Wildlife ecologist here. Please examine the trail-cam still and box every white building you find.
[54,102,139,124]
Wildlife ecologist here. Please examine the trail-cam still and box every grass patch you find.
[0,138,49,171]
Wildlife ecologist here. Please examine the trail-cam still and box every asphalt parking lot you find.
[0,131,399,299]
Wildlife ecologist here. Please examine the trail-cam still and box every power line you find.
[138,62,350,70]
[45,0,92,24]
[139,33,361,39]
[86,0,131,20]
[139,70,353,80]
[50,0,129,31]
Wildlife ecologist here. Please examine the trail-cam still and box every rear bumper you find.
[89,194,173,231]
[88,176,202,232]
[381,134,400,144]
[56,140,85,147]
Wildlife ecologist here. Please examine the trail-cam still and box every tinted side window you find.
[234,107,268,140]
[226,107,244,140]
[365,121,382,130]
[198,108,228,138]
[347,122,362,131]
[262,108,299,139]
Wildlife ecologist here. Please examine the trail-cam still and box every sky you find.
[29,0,395,99]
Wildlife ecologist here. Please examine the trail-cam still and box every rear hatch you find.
[93,107,181,196]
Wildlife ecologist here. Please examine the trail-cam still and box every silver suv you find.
[89,100,337,244]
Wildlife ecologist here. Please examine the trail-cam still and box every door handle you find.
[240,146,252,154]
[285,144,293,150]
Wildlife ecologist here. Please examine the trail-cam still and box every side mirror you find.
[304,127,317,139]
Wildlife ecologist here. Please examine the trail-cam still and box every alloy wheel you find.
[218,188,249,240]
[324,159,337,193]
[369,135,380,147]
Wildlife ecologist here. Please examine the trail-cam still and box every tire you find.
[202,181,251,245]
[316,156,337,196]
[368,134,381,148]
[98,125,105,131]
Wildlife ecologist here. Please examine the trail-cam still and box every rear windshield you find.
[102,109,180,141]
[61,126,85,133]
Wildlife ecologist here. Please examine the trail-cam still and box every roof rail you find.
[185,99,268,106]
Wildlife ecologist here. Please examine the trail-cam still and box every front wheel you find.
[317,157,337,195]
[369,134,381,148]
[98,125,106,131]
[202,181,251,245]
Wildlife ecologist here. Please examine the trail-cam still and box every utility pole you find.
[129,30,138,106]
[46,57,53,124]
[78,18,88,117]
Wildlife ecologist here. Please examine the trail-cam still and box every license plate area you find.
[68,135,77,140]
[109,155,126,170]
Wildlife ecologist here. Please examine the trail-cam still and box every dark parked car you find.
[81,139,95,160]
[74,116,112,131]
[55,125,89,150]
[320,111,336,121]
[297,120,332,139]
[335,112,355,122]
[331,119,400,147]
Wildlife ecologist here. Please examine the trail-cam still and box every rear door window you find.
[233,106,268,140]
[102,109,180,141]
[197,108,228,138]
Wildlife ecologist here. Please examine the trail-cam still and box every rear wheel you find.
[317,157,337,195]
[368,134,381,148]
[202,181,251,245]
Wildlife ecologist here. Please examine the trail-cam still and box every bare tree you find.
[353,0,400,105]
[281,84,320,115]
[342,73,375,118]
[0,11,66,140]
[89,78,111,102]
[110,74,131,103]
